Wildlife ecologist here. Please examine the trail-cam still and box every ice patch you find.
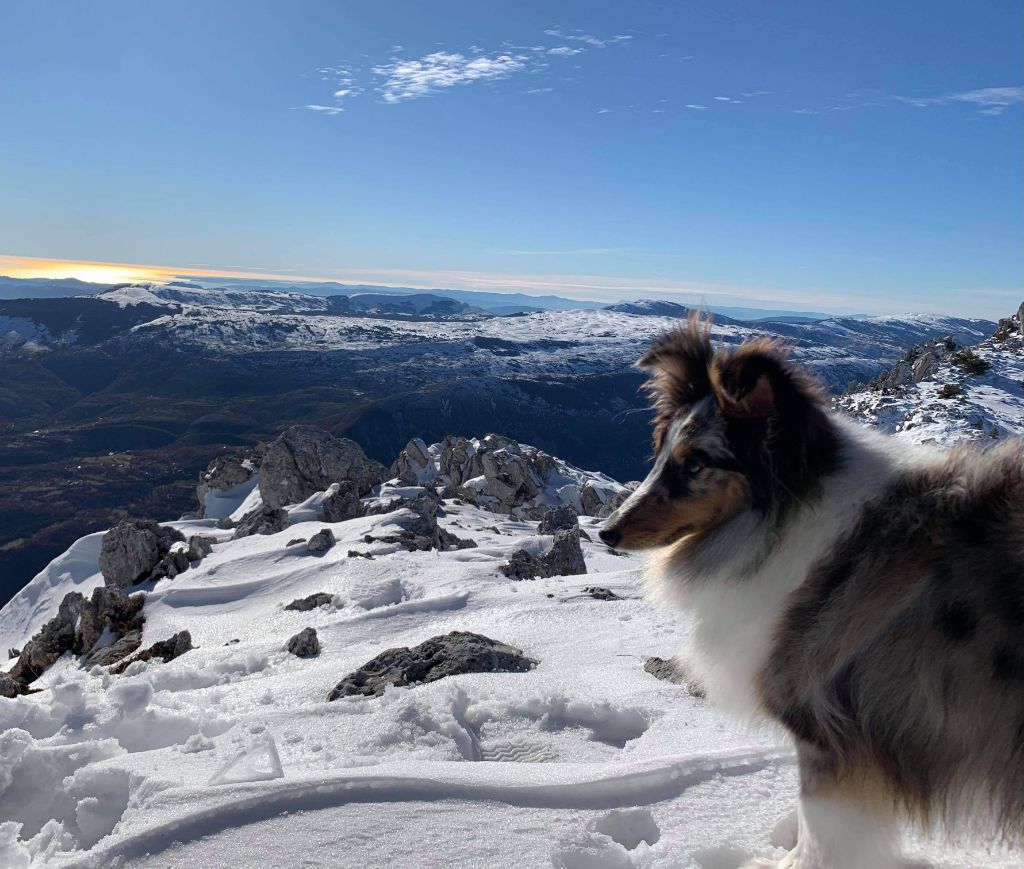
[209,734,284,786]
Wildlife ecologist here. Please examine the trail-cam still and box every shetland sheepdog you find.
[600,318,1024,868]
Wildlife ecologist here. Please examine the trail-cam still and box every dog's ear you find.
[712,339,828,424]
[712,341,791,419]
[637,316,714,449]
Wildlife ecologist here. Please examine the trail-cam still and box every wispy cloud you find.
[304,104,345,115]
[306,28,635,112]
[543,27,633,48]
[373,51,530,103]
[897,85,1024,116]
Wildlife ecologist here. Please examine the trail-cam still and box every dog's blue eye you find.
[686,461,703,477]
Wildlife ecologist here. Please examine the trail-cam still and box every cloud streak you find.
[897,85,1024,115]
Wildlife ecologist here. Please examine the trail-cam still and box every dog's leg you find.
[743,746,902,869]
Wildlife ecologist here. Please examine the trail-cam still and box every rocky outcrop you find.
[361,491,475,552]
[187,535,216,562]
[285,592,335,612]
[993,302,1024,342]
[537,504,578,535]
[500,528,587,580]
[233,505,289,539]
[390,434,628,519]
[99,520,187,588]
[259,425,386,509]
[196,454,256,517]
[9,586,145,687]
[328,631,536,700]
[321,481,364,522]
[287,627,320,658]
[110,631,193,674]
[847,336,958,395]
[307,528,336,553]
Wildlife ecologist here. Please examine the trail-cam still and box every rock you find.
[501,528,587,580]
[643,656,706,698]
[0,673,24,698]
[7,647,19,659]
[196,454,256,517]
[84,629,143,668]
[391,437,433,485]
[187,535,216,562]
[545,528,588,577]
[216,517,236,530]
[538,504,579,535]
[306,528,336,553]
[111,630,193,674]
[328,631,536,700]
[259,425,387,509]
[287,627,320,658]
[584,586,622,601]
[233,505,289,539]
[321,481,364,522]
[10,586,145,683]
[347,550,374,559]
[286,538,306,547]
[499,549,546,580]
[594,487,634,519]
[285,592,335,612]
[99,519,186,588]
[149,544,191,581]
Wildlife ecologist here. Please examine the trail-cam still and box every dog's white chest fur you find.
[647,422,910,719]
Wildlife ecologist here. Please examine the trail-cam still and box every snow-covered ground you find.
[838,311,1024,447]
[1,468,1021,867]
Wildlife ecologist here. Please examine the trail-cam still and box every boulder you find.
[196,454,256,517]
[285,592,335,612]
[328,631,536,700]
[7,648,19,659]
[545,528,587,577]
[187,535,216,562]
[99,519,186,588]
[307,528,336,553]
[233,505,289,539]
[111,630,193,674]
[0,673,24,698]
[391,437,433,485]
[500,528,587,580]
[499,549,546,581]
[321,481,364,522]
[259,425,386,509]
[287,627,320,658]
[538,504,579,535]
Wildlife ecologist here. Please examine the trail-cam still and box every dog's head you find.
[599,317,836,552]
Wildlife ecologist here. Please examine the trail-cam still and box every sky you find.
[0,1,1021,318]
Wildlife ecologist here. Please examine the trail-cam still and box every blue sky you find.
[0,1,1021,317]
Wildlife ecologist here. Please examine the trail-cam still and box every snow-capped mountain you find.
[837,303,1024,447]
[1,420,1018,868]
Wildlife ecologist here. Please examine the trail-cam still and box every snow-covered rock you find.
[327,631,537,700]
[837,303,1024,447]
[392,433,629,518]
[98,520,186,589]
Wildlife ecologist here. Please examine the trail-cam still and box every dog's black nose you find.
[599,527,621,547]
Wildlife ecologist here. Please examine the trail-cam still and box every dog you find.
[599,318,1024,868]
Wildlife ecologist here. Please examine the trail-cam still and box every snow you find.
[0,485,1019,867]
[838,319,1024,447]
